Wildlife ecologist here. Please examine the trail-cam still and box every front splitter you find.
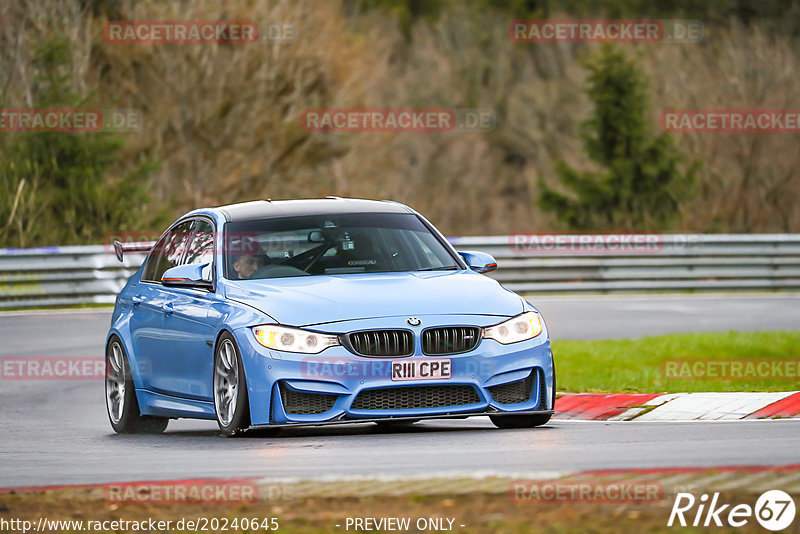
[248,409,555,430]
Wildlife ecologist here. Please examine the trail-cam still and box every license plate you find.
[391,359,451,381]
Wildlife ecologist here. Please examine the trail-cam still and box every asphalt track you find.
[1,294,799,488]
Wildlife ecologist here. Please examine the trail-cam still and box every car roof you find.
[216,198,412,222]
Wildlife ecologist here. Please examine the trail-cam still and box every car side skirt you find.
[137,389,216,419]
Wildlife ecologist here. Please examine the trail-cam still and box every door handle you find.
[162,302,174,316]
[131,295,144,306]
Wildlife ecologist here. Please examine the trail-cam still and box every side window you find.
[184,219,214,281]
[141,234,168,282]
[141,220,194,283]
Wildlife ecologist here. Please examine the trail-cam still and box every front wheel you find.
[490,366,555,429]
[213,333,250,437]
[105,338,169,434]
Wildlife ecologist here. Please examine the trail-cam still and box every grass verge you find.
[0,488,774,534]
[554,330,800,393]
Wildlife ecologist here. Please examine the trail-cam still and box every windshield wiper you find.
[416,266,459,271]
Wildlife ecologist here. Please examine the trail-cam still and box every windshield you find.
[223,213,460,280]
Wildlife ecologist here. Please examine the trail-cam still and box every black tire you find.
[105,337,169,434]
[213,332,251,437]
[490,413,551,428]
[490,362,555,429]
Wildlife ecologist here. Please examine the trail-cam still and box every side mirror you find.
[458,251,498,274]
[162,263,213,290]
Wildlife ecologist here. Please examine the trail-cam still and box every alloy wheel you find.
[105,341,126,425]
[214,339,239,427]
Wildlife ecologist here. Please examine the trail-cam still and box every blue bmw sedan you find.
[106,198,555,436]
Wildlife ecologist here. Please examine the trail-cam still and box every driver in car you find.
[227,235,267,280]
[232,253,261,280]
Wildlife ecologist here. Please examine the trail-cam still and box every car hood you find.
[224,271,523,326]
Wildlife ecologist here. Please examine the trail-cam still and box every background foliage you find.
[538,45,697,230]
[2,0,799,246]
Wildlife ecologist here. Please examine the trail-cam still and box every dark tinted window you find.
[142,235,168,282]
[141,220,194,283]
[223,213,459,280]
[184,219,214,281]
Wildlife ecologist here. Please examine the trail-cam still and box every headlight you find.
[483,311,543,344]
[252,325,339,354]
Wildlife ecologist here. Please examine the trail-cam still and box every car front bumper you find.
[233,315,555,427]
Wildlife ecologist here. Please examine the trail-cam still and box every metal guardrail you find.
[1,234,799,309]
[451,234,800,293]
[0,245,148,309]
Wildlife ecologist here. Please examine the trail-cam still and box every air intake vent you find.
[351,385,481,410]
[538,369,548,409]
[347,330,413,357]
[279,382,338,415]
[422,327,480,355]
[487,370,535,405]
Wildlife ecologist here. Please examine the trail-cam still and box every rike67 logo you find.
[668,490,796,531]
